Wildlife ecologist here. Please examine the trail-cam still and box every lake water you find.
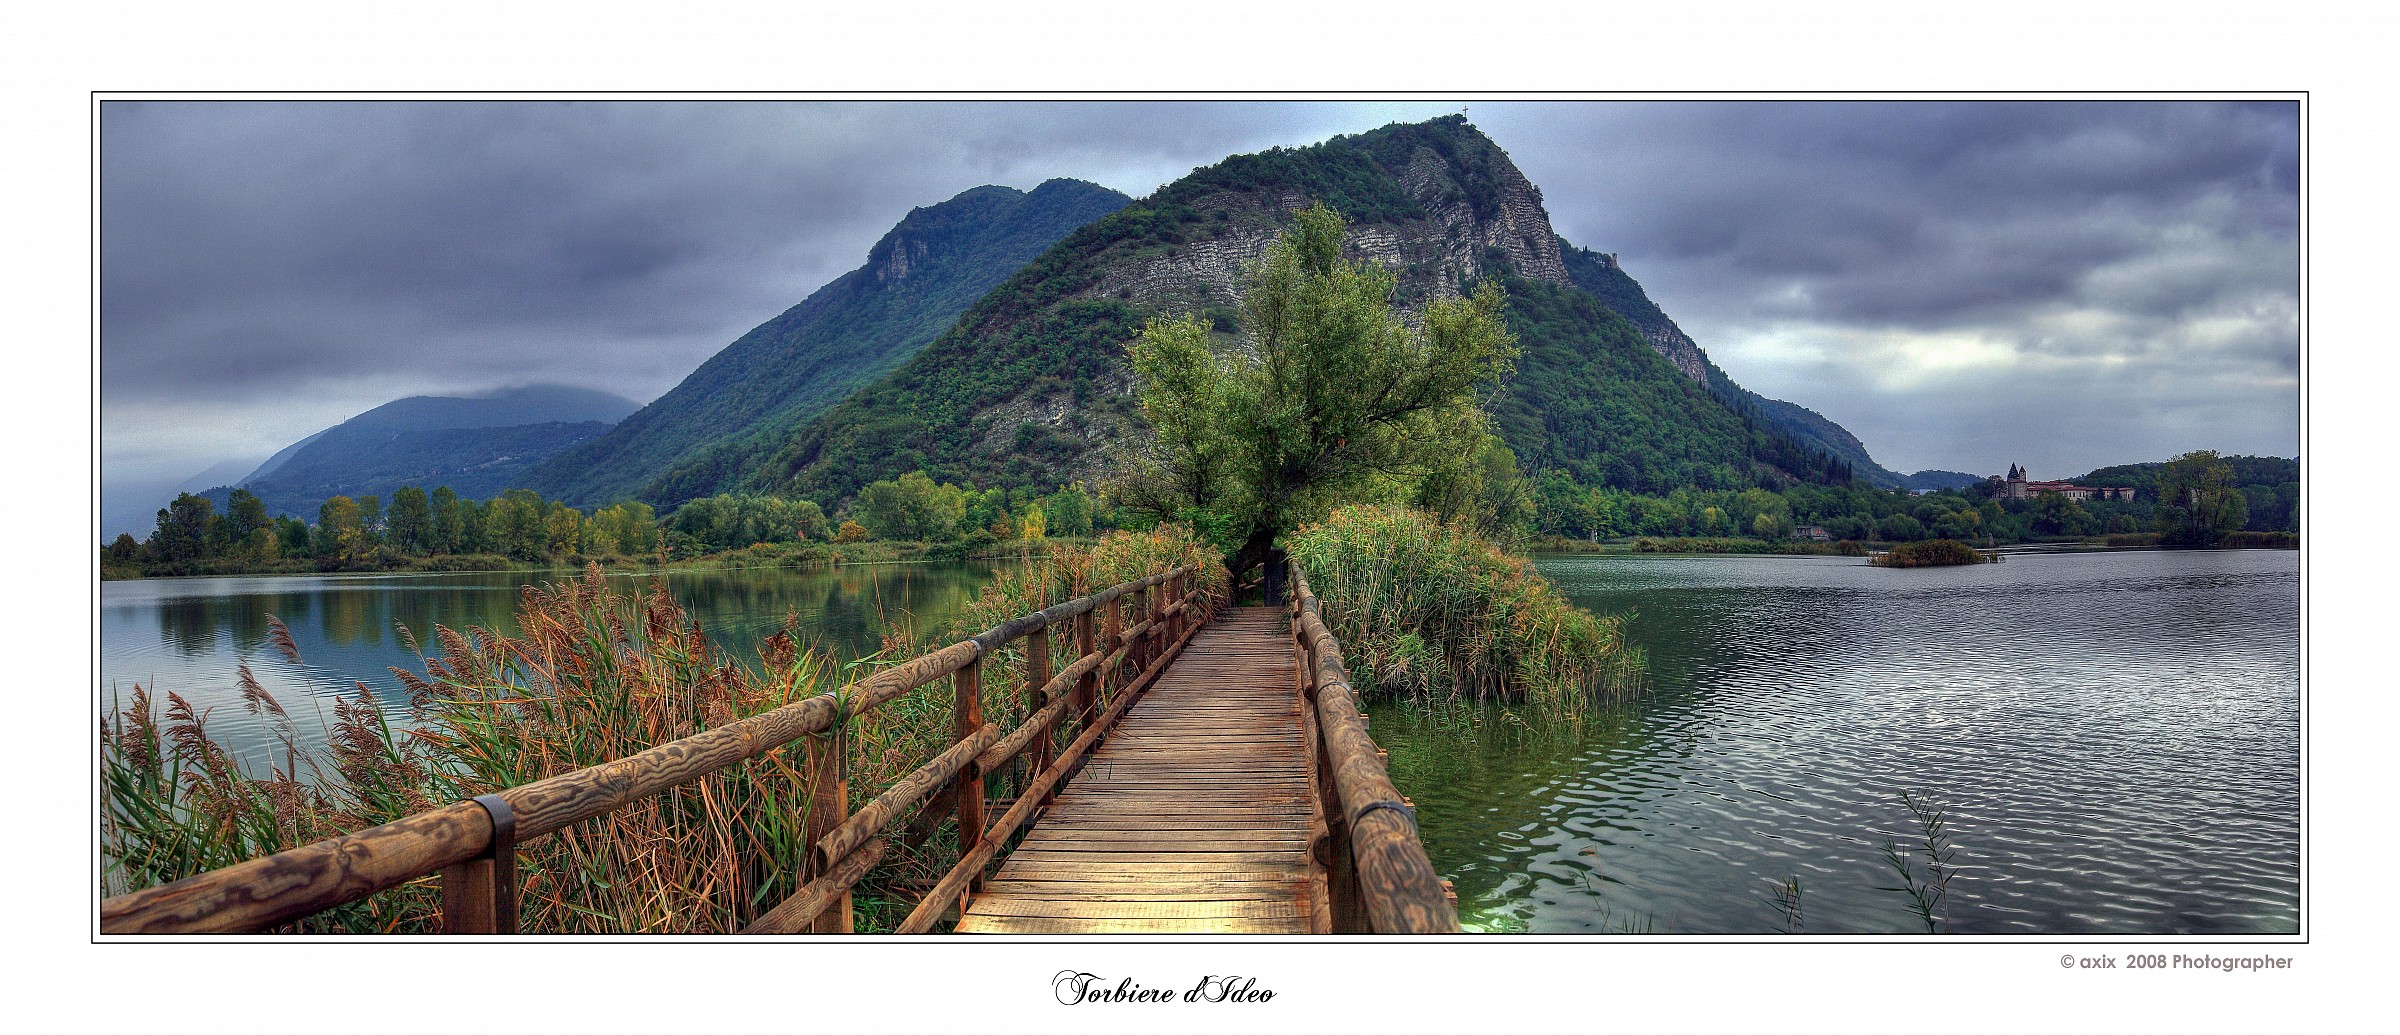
[99,563,1002,773]
[1369,549,2301,935]
[99,549,2300,935]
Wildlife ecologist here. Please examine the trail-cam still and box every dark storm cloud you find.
[99,99,2298,533]
[1476,100,2298,474]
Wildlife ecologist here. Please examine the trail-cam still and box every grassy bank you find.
[99,529,1218,933]
[1287,506,1644,711]
[1537,535,1865,557]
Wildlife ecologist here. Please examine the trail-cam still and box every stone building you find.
[1996,464,2135,502]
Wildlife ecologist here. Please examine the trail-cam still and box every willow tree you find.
[1121,203,1518,582]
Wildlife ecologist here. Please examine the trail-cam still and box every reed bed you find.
[101,529,1223,934]
[1285,505,1643,710]
[1869,539,1989,567]
[102,565,839,932]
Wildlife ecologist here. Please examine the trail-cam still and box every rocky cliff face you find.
[1084,139,1566,320]
[1642,324,1712,384]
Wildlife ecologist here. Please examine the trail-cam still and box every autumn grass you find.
[1285,505,1643,712]
[100,528,1224,933]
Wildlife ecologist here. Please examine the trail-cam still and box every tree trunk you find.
[1226,526,1278,600]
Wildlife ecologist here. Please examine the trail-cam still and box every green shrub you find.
[1287,505,1643,709]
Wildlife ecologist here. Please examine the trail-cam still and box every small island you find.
[1870,539,1992,567]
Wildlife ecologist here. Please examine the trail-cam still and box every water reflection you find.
[1372,549,2300,935]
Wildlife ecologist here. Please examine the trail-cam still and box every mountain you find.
[519,179,1133,507]
[1557,244,1907,489]
[747,116,1860,503]
[1901,470,1987,492]
[204,385,638,520]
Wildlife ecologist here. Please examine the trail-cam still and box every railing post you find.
[1168,572,1183,643]
[1103,594,1124,703]
[1134,584,1149,671]
[955,654,985,897]
[800,721,851,933]
[440,794,519,934]
[1024,627,1055,807]
[1073,606,1098,730]
[1147,580,1163,667]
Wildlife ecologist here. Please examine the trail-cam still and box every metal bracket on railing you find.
[1349,799,1418,831]
[467,793,519,933]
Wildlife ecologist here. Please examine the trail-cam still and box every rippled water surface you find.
[100,563,1003,772]
[1369,549,2300,935]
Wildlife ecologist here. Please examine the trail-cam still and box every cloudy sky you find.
[100,100,2298,533]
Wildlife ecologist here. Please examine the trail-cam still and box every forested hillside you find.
[521,179,1131,507]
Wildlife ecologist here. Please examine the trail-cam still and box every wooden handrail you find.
[101,563,1203,935]
[1288,556,1462,934]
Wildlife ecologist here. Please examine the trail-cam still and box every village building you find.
[1995,464,2135,502]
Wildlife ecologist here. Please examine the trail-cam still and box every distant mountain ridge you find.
[1901,470,1986,492]
[745,116,1863,503]
[519,179,1133,507]
[203,384,638,520]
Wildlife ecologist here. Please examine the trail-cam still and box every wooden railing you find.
[100,564,1213,935]
[1289,555,1463,933]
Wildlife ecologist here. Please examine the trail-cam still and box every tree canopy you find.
[1120,203,1519,577]
[2153,449,2250,546]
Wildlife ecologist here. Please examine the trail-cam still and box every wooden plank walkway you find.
[955,606,1311,934]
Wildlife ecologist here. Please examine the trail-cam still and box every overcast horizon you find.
[99,100,2300,536]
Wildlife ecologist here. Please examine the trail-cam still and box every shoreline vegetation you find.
[98,537,1073,582]
[101,525,2302,584]
[1529,529,2297,558]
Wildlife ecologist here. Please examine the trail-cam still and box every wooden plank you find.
[955,914,1304,934]
[989,863,1307,882]
[979,882,1303,901]
[1021,839,1309,854]
[1005,850,1305,865]
[963,897,1303,920]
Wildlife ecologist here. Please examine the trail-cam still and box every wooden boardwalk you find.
[101,562,1459,936]
[955,606,1311,934]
